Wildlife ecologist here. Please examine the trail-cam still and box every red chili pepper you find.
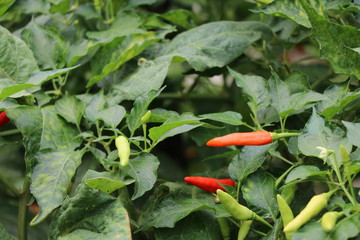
[206,131,300,147]
[0,111,10,127]
[184,176,235,193]
[206,131,272,147]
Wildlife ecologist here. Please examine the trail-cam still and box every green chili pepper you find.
[141,110,151,124]
[115,136,130,167]
[277,194,294,240]
[321,211,343,232]
[237,220,252,240]
[217,217,230,240]
[216,189,272,228]
[283,191,335,233]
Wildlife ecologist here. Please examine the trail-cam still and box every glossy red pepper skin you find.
[184,176,235,193]
[0,111,10,127]
[206,131,272,147]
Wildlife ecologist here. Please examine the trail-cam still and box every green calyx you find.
[271,132,300,141]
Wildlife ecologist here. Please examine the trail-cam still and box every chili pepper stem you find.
[271,132,300,141]
[0,129,21,137]
[254,214,273,228]
[275,165,296,187]
[142,123,148,151]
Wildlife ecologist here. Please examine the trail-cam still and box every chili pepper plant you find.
[0,0,359,239]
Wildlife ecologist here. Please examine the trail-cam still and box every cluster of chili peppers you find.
[183,130,341,239]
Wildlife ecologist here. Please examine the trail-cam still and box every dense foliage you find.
[0,0,360,239]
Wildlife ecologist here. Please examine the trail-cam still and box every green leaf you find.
[154,211,222,240]
[0,25,39,96]
[253,0,326,28]
[109,55,172,101]
[318,84,360,120]
[199,111,243,125]
[342,121,360,148]
[85,170,134,194]
[241,171,278,219]
[160,9,196,29]
[122,153,159,200]
[165,21,272,71]
[292,222,327,240]
[298,108,352,167]
[229,144,275,183]
[83,91,106,124]
[285,165,327,183]
[6,106,81,167]
[0,222,15,240]
[49,170,131,240]
[0,66,78,101]
[87,12,145,41]
[99,105,126,128]
[229,67,270,110]
[268,69,291,115]
[148,108,179,123]
[30,149,85,225]
[301,0,360,79]
[21,20,69,69]
[0,0,15,16]
[149,113,203,145]
[284,71,310,94]
[325,212,360,240]
[55,94,85,127]
[127,88,164,136]
[87,32,162,87]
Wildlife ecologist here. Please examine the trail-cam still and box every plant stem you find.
[275,165,296,188]
[0,129,21,136]
[18,176,31,240]
[142,123,147,151]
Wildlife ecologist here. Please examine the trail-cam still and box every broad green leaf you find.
[21,21,69,69]
[318,84,360,120]
[229,67,270,110]
[260,219,282,240]
[49,170,131,240]
[109,55,172,101]
[253,0,326,28]
[99,105,126,128]
[148,108,179,123]
[128,0,159,6]
[66,39,99,66]
[149,113,203,145]
[127,88,164,136]
[0,98,19,110]
[85,170,134,194]
[280,90,328,117]
[0,66,78,101]
[86,12,145,41]
[87,32,162,87]
[30,149,85,225]
[6,106,81,168]
[0,25,38,96]
[165,21,272,71]
[229,144,275,182]
[199,111,243,125]
[285,71,310,94]
[268,69,291,114]
[0,0,15,16]
[55,94,85,127]
[241,171,278,219]
[285,165,327,183]
[154,211,222,240]
[49,0,70,14]
[160,9,196,29]
[83,91,106,123]
[122,153,159,200]
[298,108,352,167]
[301,0,360,79]
[325,212,360,240]
[13,0,50,14]
[292,222,327,240]
[342,121,360,148]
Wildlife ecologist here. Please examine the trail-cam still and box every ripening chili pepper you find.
[321,211,343,232]
[0,111,10,127]
[141,110,151,124]
[206,131,299,147]
[184,176,235,193]
[115,136,130,167]
[283,190,335,233]
[216,189,273,228]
